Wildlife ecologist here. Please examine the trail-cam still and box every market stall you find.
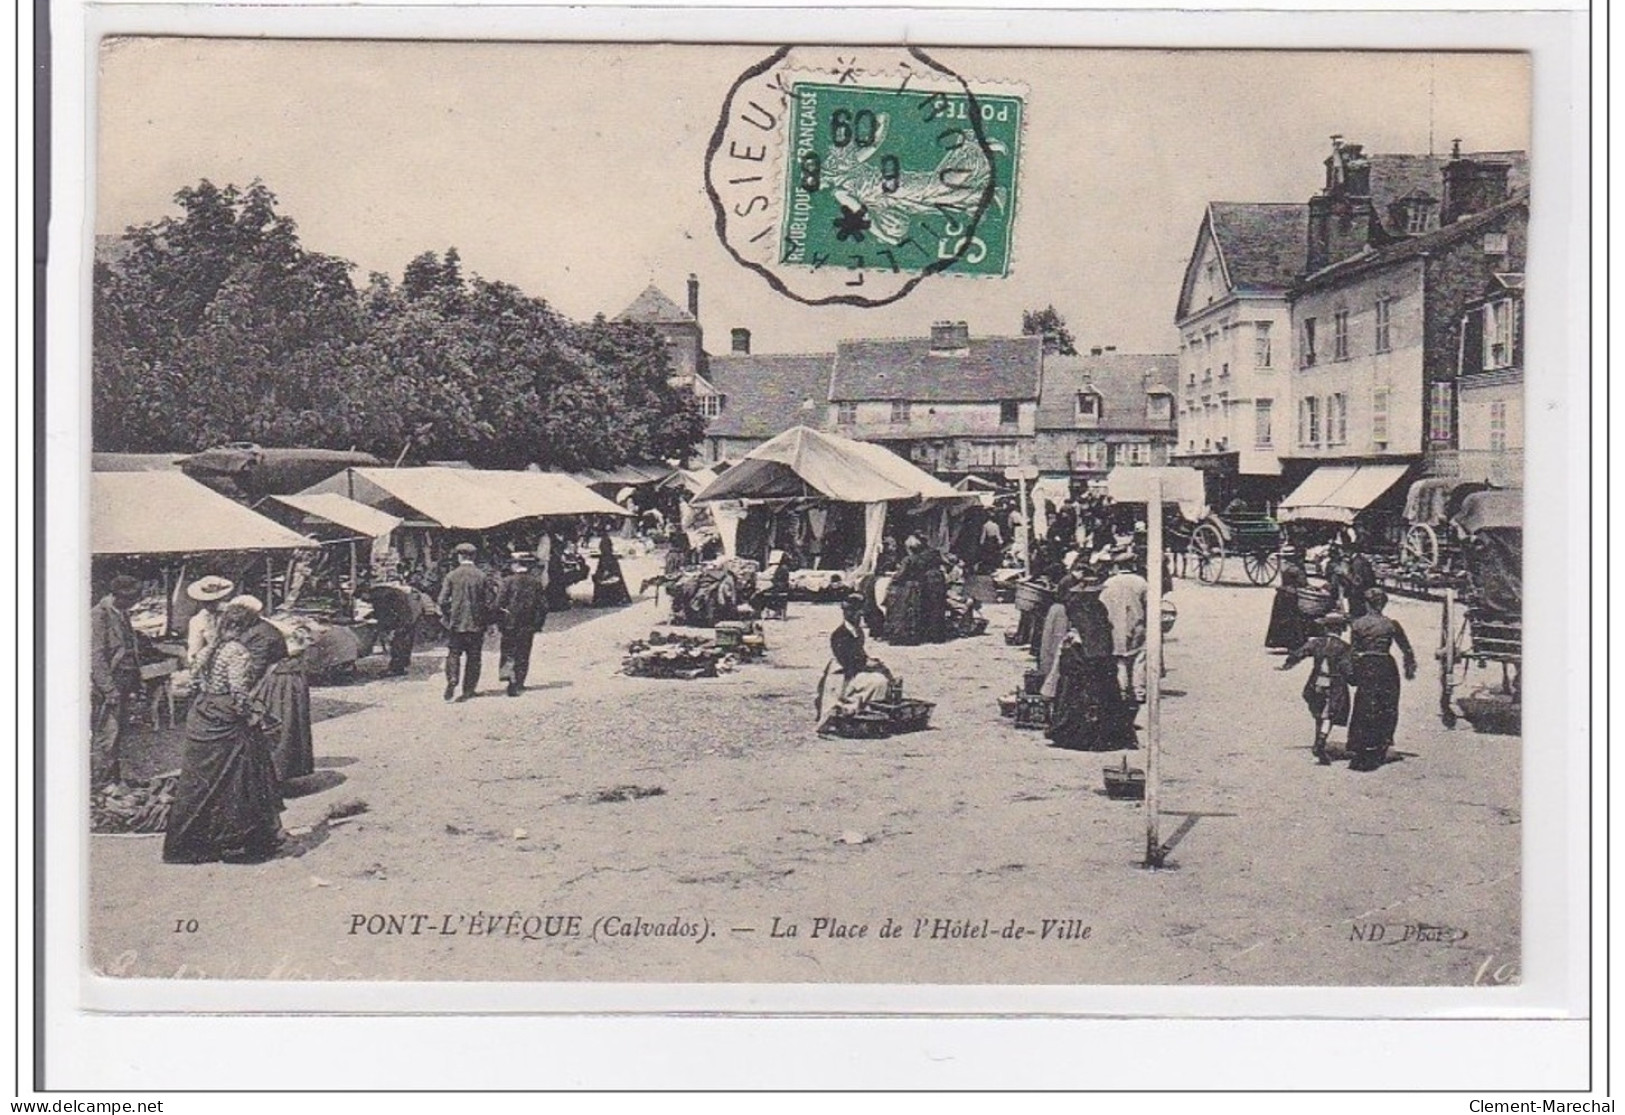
[691,425,971,574]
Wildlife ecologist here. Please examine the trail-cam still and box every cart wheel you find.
[1243,551,1280,585]
[1192,523,1224,585]
[1402,523,1440,570]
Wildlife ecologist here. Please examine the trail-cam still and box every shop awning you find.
[93,473,317,555]
[268,492,404,539]
[1277,464,1410,524]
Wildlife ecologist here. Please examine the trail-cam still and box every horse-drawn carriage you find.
[1396,477,1499,578]
[1436,489,1522,732]
[1184,509,1285,585]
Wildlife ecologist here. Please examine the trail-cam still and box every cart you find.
[1437,490,1521,732]
[1188,510,1285,585]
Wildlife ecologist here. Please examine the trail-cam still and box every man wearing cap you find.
[495,553,549,697]
[90,574,144,789]
[439,542,495,701]
[185,576,235,669]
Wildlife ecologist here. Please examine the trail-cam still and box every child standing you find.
[1280,613,1354,764]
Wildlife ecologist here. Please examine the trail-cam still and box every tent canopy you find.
[91,452,184,473]
[693,426,965,505]
[93,472,316,555]
[568,462,674,488]
[177,444,382,497]
[1277,464,1409,524]
[268,492,404,539]
[298,467,628,530]
[1453,488,1523,535]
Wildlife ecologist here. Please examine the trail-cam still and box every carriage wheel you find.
[1242,551,1280,585]
[1191,523,1225,584]
[1402,523,1440,570]
[1438,591,1458,728]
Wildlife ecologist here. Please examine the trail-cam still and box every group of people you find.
[1269,539,1418,771]
[1035,548,1152,752]
[868,535,984,645]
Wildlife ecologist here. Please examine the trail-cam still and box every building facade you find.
[1454,274,1525,487]
[1035,352,1179,481]
[826,323,1044,476]
[1171,202,1306,507]
[1287,141,1529,494]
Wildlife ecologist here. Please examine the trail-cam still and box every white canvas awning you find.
[693,426,965,505]
[268,492,404,539]
[297,467,629,530]
[1105,466,1209,520]
[1277,464,1410,524]
[92,473,317,555]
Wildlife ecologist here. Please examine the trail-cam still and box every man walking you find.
[496,553,549,696]
[439,542,494,702]
[90,574,143,790]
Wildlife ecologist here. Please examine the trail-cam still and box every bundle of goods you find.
[823,678,935,739]
[92,772,179,834]
[1296,582,1337,619]
[127,595,171,639]
[621,627,763,679]
[999,669,1052,729]
[945,591,989,638]
[667,560,759,627]
[267,613,376,680]
[786,570,854,602]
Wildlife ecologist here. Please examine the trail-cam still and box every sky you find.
[95,40,1530,357]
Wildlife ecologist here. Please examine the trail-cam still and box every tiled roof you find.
[1036,353,1179,433]
[1208,203,1309,294]
[1296,190,1529,293]
[615,284,694,325]
[704,353,835,439]
[1364,151,1530,238]
[829,335,1043,402]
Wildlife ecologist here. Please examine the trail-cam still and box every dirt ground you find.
[89,558,1520,986]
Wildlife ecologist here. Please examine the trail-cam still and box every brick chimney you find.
[730,327,751,354]
[687,273,700,319]
[1440,139,1512,226]
[929,321,970,352]
[1307,136,1377,273]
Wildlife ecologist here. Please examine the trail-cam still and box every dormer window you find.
[1147,392,1173,422]
[699,394,725,419]
[1075,391,1102,422]
[1397,195,1436,235]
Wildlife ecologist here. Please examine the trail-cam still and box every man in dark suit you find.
[90,574,144,790]
[495,553,549,696]
[439,542,495,701]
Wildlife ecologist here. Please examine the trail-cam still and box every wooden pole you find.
[350,540,359,620]
[1018,476,1032,572]
[1144,475,1165,868]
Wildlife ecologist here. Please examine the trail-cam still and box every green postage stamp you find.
[706,46,1026,307]
[780,82,1023,278]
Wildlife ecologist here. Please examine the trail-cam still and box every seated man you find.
[815,594,894,734]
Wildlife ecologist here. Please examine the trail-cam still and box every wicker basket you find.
[1014,581,1054,614]
[1103,762,1146,800]
[1297,585,1336,618]
[1160,599,1178,635]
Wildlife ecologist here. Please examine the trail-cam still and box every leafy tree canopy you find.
[94,181,705,470]
[1021,304,1079,357]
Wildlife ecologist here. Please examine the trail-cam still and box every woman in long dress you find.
[258,629,314,783]
[916,545,950,644]
[880,539,925,645]
[1346,589,1417,771]
[591,535,632,607]
[163,605,285,865]
[1045,581,1138,752]
[1265,553,1310,650]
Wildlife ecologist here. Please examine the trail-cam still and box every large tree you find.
[93,183,705,468]
[1021,304,1079,356]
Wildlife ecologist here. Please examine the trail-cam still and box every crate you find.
[1103,763,1146,800]
[1014,693,1052,730]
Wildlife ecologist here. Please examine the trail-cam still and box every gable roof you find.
[1036,353,1180,433]
[830,335,1043,403]
[705,353,835,440]
[692,426,965,504]
[615,284,694,325]
[1177,203,1307,320]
